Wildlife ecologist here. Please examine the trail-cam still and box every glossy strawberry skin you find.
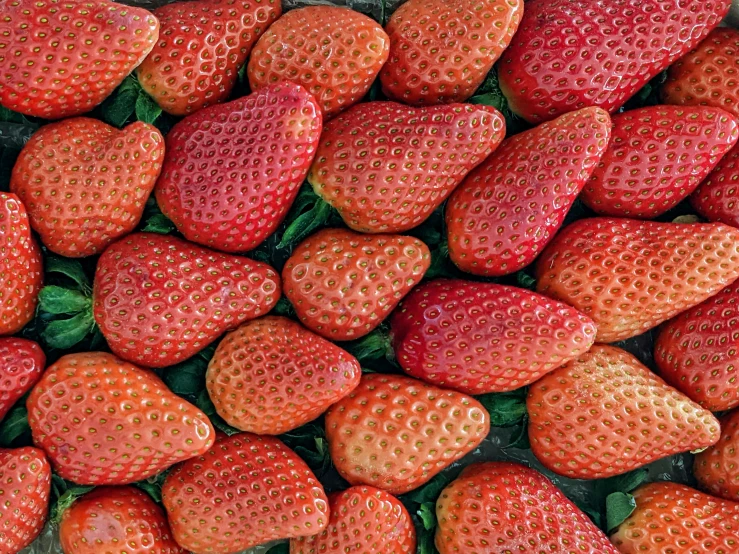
[248,6,389,119]
[0,0,159,119]
[536,218,739,343]
[308,102,505,234]
[446,107,611,276]
[155,82,322,253]
[498,0,729,123]
[0,338,44,423]
[325,373,489,495]
[11,118,165,258]
[137,0,281,116]
[283,229,430,341]
[691,140,739,228]
[695,410,739,501]
[581,106,739,218]
[435,462,619,554]
[162,433,329,554]
[93,232,280,368]
[206,315,361,435]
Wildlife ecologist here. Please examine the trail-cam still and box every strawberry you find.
[497,0,729,123]
[283,228,430,341]
[93,232,280,368]
[247,6,389,119]
[59,486,185,554]
[205,315,362,435]
[446,106,611,276]
[581,106,739,219]
[137,0,281,116]
[695,410,739,502]
[536,218,739,343]
[379,0,523,106]
[154,82,322,253]
[324,373,489,495]
[10,118,165,258]
[0,338,44,423]
[0,0,159,119]
[162,432,329,554]
[307,101,505,234]
[691,140,739,228]
[435,462,619,554]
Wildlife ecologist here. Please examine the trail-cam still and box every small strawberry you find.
[691,140,739,228]
[0,338,45,422]
[247,6,389,119]
[11,118,165,258]
[325,373,489,495]
[307,101,505,234]
[695,410,739,501]
[162,433,329,554]
[581,106,739,218]
[155,82,322,253]
[379,0,523,106]
[446,106,611,276]
[283,228,430,341]
[27,352,215,485]
[536,218,739,343]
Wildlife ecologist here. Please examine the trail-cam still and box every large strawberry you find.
[581,106,739,218]
[380,0,523,106]
[162,433,329,554]
[435,462,619,554]
[307,101,505,234]
[137,0,281,116]
[694,410,739,502]
[155,82,322,253]
[446,107,611,276]
[325,373,489,495]
[497,0,729,123]
[247,6,389,119]
[206,315,361,435]
[691,140,739,228]
[93,232,280,368]
[0,0,159,119]
[536,218,739,343]
[11,118,165,258]
[0,338,44,423]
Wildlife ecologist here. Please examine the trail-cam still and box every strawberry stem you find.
[277,185,338,250]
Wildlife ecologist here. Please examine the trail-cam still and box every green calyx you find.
[276,181,341,251]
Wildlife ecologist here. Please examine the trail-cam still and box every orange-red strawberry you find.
[0,338,44,423]
[11,118,165,258]
[695,410,739,501]
[307,101,505,233]
[691,140,739,228]
[325,373,489,495]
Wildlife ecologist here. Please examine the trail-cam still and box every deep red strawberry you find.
[0,338,44,423]
[694,410,739,501]
[691,140,739,228]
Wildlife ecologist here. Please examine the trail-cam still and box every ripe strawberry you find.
[283,229,430,341]
[0,338,44,423]
[497,0,729,123]
[536,218,739,343]
[325,373,489,495]
[446,107,611,276]
[695,410,739,502]
[247,6,389,119]
[59,486,185,554]
[137,0,281,116]
[581,106,739,218]
[162,433,329,554]
[93,232,280,368]
[206,315,361,435]
[11,118,165,258]
[155,82,322,253]
[379,0,523,106]
[0,0,159,119]
[435,462,619,554]
[308,101,505,234]
[691,140,739,228]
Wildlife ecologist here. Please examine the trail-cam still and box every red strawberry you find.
[283,228,430,341]
[162,433,329,554]
[446,107,611,276]
[497,0,729,123]
[205,315,361,435]
[0,338,44,422]
[307,101,505,234]
[435,462,619,554]
[325,373,489,495]
[695,410,739,501]
[536,218,739,343]
[155,82,322,253]
[93,232,280,368]
[11,118,165,258]
[137,0,281,116]
[691,140,739,228]
[0,0,159,119]
[379,0,523,106]
[581,106,739,218]
[247,6,389,119]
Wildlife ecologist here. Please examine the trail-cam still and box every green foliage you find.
[280,422,332,479]
[140,197,176,234]
[195,390,241,437]
[0,106,39,190]
[343,326,395,365]
[135,91,163,125]
[135,470,170,504]
[98,75,168,129]
[50,475,95,524]
[276,183,342,250]
[606,492,636,533]
[400,473,453,554]
[469,67,529,135]
[477,388,528,428]
[0,404,31,447]
[161,345,216,400]
[266,543,289,554]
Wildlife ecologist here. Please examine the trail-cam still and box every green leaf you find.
[418,502,437,531]
[476,389,528,427]
[605,469,649,496]
[134,470,169,504]
[515,271,537,291]
[38,286,91,315]
[45,256,90,292]
[196,390,241,436]
[135,91,163,125]
[266,544,289,554]
[280,422,331,476]
[100,76,140,128]
[343,328,394,364]
[42,311,96,350]
[272,296,296,319]
[162,345,215,398]
[141,212,176,234]
[276,184,340,250]
[0,106,35,124]
[51,485,95,524]
[503,417,530,450]
[0,404,30,447]
[0,122,38,149]
[606,492,636,533]
[406,473,453,505]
